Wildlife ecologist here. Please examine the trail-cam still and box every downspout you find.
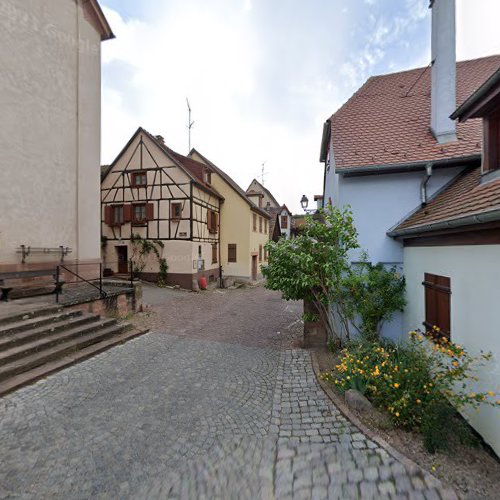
[420,163,433,205]
[218,198,223,288]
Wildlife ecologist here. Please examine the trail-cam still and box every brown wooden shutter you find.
[123,204,132,223]
[214,212,218,233]
[207,210,213,232]
[423,273,451,338]
[104,206,112,225]
[146,203,154,221]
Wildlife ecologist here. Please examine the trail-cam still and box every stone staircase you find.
[0,305,146,397]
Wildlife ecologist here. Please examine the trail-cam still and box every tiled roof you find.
[267,207,282,239]
[392,166,500,233]
[330,55,500,171]
[246,179,281,208]
[101,164,112,180]
[139,128,223,200]
[189,149,271,219]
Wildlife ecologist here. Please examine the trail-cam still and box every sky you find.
[100,0,500,213]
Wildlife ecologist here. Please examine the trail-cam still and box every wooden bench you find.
[0,270,64,302]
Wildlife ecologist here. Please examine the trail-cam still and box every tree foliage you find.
[262,206,407,345]
[262,206,359,343]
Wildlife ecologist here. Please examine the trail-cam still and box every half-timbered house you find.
[101,128,223,289]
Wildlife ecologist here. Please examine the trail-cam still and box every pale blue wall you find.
[323,153,464,340]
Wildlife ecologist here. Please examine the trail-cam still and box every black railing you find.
[56,263,107,303]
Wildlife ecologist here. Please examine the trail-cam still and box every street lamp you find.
[300,195,309,211]
[300,194,317,214]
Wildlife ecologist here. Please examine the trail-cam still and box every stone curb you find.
[309,349,460,500]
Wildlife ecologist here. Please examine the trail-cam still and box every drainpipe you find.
[218,198,223,288]
[420,163,433,205]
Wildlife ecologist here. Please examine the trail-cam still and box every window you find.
[253,214,257,231]
[228,244,237,263]
[112,205,123,225]
[207,210,218,234]
[259,217,263,233]
[171,202,182,220]
[264,220,268,233]
[264,247,267,261]
[131,171,147,187]
[204,170,212,184]
[281,215,288,229]
[259,244,263,262]
[423,273,451,339]
[484,112,500,172]
[132,204,147,224]
[212,243,218,264]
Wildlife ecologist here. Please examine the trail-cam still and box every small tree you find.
[262,206,359,345]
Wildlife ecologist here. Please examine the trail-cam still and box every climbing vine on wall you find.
[130,234,168,286]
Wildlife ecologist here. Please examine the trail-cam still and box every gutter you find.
[319,120,331,163]
[388,208,500,238]
[451,68,500,121]
[339,155,480,177]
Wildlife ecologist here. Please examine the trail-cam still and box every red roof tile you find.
[392,166,500,233]
[330,55,500,171]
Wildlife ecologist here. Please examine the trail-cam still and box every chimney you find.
[430,0,457,143]
[155,135,165,144]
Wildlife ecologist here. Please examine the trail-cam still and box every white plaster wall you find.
[0,0,102,266]
[279,210,291,239]
[404,245,500,456]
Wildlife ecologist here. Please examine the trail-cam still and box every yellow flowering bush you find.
[321,331,498,451]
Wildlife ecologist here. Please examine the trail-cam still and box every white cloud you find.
[456,0,500,60]
[99,0,500,212]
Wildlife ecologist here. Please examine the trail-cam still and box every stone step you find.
[0,313,100,352]
[0,327,146,397]
[0,316,113,365]
[0,304,63,327]
[0,310,83,337]
[0,322,130,382]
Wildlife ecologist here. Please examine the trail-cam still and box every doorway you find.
[116,246,129,274]
[251,255,258,281]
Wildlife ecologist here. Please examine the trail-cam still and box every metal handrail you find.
[56,263,107,303]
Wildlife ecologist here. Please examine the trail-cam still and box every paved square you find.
[0,286,454,498]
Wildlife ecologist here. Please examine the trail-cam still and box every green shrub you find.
[321,332,497,452]
[341,258,406,341]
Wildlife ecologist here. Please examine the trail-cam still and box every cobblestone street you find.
[0,285,455,499]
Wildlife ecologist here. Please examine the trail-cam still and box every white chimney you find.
[430,0,457,144]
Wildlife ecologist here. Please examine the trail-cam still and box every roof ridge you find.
[189,149,271,218]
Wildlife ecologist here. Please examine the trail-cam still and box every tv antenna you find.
[186,98,195,152]
[261,161,266,185]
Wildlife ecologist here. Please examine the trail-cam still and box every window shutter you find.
[123,204,132,222]
[423,273,451,338]
[214,212,218,232]
[207,210,212,232]
[104,206,112,225]
[146,203,154,221]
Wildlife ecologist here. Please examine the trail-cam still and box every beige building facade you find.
[0,0,113,271]
[101,129,222,289]
[190,151,271,281]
